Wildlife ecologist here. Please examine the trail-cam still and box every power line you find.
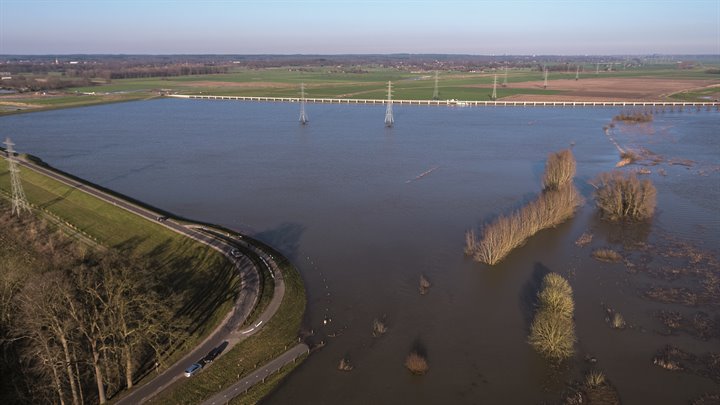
[3,137,30,216]
[299,82,308,125]
[384,81,394,127]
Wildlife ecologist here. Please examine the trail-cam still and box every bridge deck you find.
[168,94,719,108]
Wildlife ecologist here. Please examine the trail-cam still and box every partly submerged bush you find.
[529,311,576,361]
[529,273,576,361]
[613,111,653,123]
[592,248,623,263]
[405,352,429,375]
[338,357,353,371]
[543,149,576,191]
[593,171,656,221]
[469,185,583,265]
[611,312,626,329]
[419,274,431,295]
[537,273,574,317]
[372,318,387,337]
[585,370,606,387]
[466,149,583,265]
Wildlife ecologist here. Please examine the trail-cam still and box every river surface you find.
[3,99,719,403]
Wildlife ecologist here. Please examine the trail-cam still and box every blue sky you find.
[1,0,718,54]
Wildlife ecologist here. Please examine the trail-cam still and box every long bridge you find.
[168,94,719,108]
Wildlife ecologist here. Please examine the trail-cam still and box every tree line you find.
[0,206,179,404]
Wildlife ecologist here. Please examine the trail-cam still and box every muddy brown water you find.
[3,99,718,403]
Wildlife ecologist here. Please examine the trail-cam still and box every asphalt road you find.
[12,157,290,404]
[201,343,310,405]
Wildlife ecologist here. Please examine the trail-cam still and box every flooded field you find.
[3,99,718,403]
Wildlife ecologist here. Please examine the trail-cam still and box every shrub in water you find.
[529,273,576,361]
[471,185,583,265]
[611,312,626,329]
[585,370,606,387]
[405,352,429,375]
[542,149,576,191]
[529,311,576,361]
[592,248,623,262]
[593,171,656,221]
[372,318,387,337]
[537,273,574,318]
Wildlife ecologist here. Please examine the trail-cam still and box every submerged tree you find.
[529,273,576,361]
[542,149,576,191]
[592,171,656,221]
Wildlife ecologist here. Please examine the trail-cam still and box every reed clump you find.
[372,318,387,337]
[542,149,576,191]
[468,185,583,265]
[585,370,606,387]
[592,248,623,263]
[338,357,354,371]
[617,150,639,167]
[593,171,657,221]
[419,274,431,295]
[466,149,583,265]
[405,352,429,375]
[529,273,576,361]
[611,312,626,329]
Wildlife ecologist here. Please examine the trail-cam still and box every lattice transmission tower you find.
[384,81,394,127]
[432,71,439,100]
[543,67,548,89]
[491,74,498,100]
[3,137,30,216]
[299,82,308,125]
[575,65,580,81]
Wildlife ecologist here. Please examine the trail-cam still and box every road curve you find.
[10,156,289,404]
[201,343,309,405]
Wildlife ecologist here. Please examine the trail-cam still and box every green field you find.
[2,64,718,115]
[0,91,155,115]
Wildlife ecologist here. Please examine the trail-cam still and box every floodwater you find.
[3,99,719,403]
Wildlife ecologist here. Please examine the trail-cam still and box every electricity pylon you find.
[543,67,548,89]
[575,65,580,81]
[491,74,498,100]
[299,82,308,125]
[3,137,30,216]
[384,81,394,127]
[432,71,439,100]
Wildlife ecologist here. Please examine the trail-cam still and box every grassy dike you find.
[149,243,306,405]
[0,91,158,116]
[0,156,237,368]
[0,156,307,402]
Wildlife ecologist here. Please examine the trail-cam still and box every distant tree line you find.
[1,75,92,92]
[0,207,179,404]
[52,64,230,81]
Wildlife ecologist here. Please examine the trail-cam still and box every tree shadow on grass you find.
[39,185,80,209]
[160,237,241,334]
[113,235,151,254]
[519,262,552,329]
